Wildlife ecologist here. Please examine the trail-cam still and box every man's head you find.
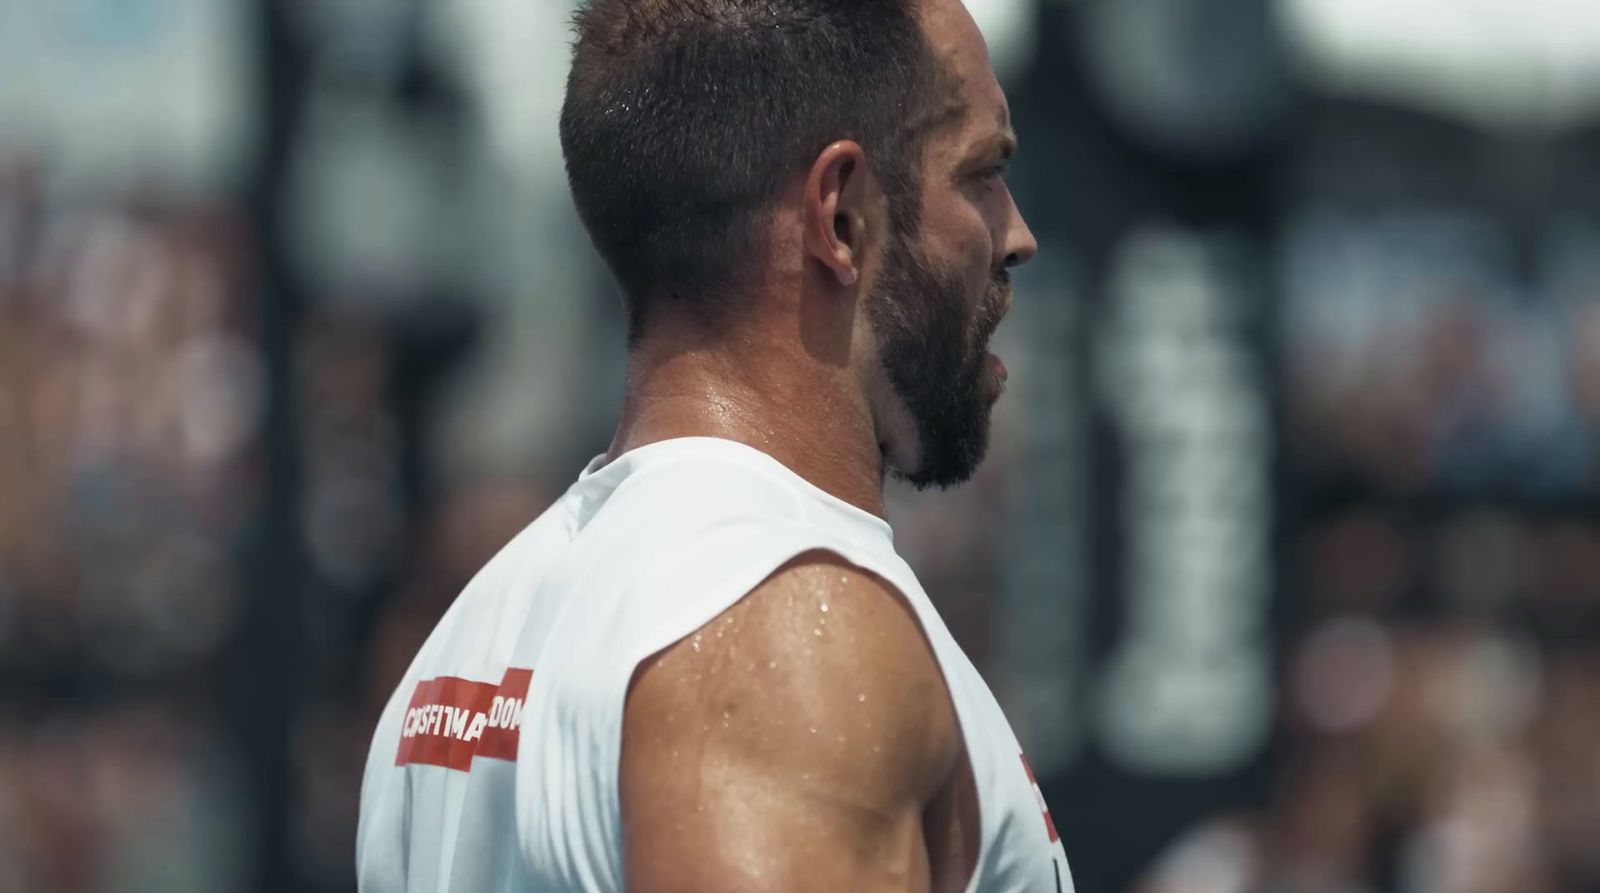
[562,0,1036,488]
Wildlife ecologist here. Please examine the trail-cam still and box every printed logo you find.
[395,667,533,771]
[1019,753,1060,844]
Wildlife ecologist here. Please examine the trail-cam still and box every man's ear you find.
[803,141,873,288]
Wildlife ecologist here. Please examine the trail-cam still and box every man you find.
[357,0,1071,890]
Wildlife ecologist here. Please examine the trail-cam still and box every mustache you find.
[977,272,1012,343]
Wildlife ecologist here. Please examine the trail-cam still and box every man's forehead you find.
[947,63,1015,154]
[918,0,987,59]
[918,0,1011,134]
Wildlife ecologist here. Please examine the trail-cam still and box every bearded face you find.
[867,232,1011,490]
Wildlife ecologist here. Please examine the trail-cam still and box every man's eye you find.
[976,162,1009,182]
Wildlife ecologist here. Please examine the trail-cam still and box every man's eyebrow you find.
[997,101,1015,155]
[960,131,1017,173]
[979,130,1017,161]
[953,131,1017,175]
[998,130,1018,160]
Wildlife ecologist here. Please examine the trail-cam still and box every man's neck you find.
[606,340,889,520]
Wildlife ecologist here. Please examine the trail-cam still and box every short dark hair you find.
[560,0,950,337]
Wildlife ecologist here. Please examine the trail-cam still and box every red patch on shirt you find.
[1020,753,1060,843]
[395,667,533,772]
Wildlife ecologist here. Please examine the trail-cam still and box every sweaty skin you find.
[622,554,978,892]
[615,0,1036,890]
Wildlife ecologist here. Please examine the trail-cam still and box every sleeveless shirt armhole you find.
[616,523,898,683]
[600,523,993,893]
[592,526,889,881]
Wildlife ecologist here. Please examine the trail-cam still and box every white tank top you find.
[357,437,1073,892]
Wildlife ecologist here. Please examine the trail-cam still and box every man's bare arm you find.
[620,551,961,893]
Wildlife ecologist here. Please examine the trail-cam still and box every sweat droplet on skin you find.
[767,661,777,669]
[857,693,866,703]
[820,603,829,613]
[812,628,822,637]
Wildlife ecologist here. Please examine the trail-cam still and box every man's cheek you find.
[966,264,990,311]
[961,227,994,289]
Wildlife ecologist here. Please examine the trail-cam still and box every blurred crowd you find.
[1139,504,1600,893]
[1284,210,1600,496]
[0,161,569,890]
[1134,212,1600,893]
[0,164,255,890]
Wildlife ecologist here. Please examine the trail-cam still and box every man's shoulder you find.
[623,550,961,801]
[618,551,965,890]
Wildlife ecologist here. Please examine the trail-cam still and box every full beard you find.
[867,238,1010,490]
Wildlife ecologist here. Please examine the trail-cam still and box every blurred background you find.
[3,0,1599,891]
